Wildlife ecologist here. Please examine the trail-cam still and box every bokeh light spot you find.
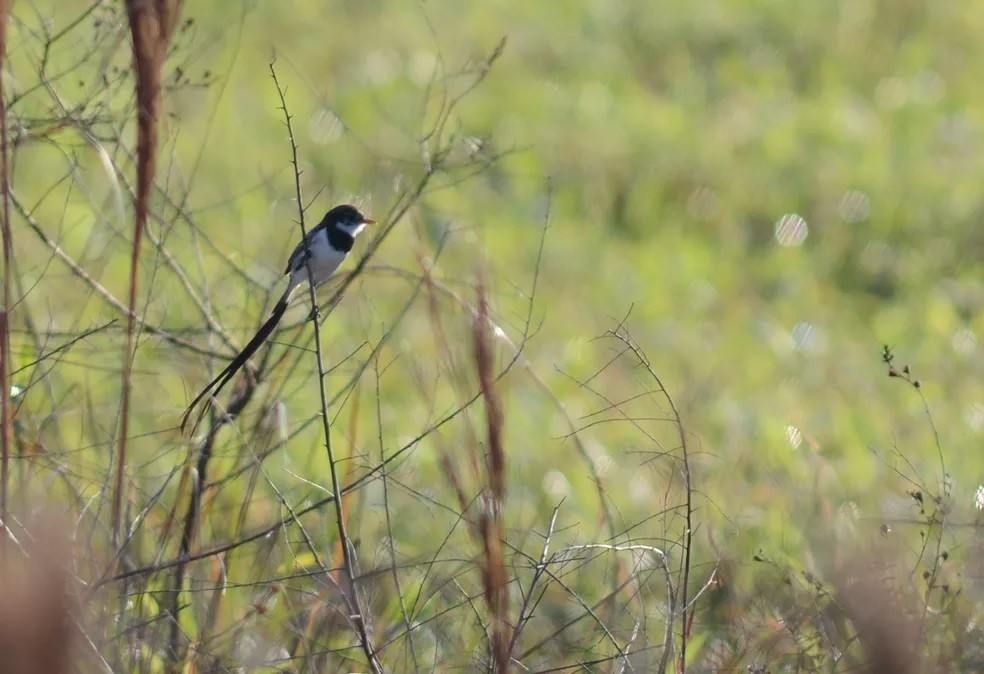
[966,403,984,431]
[791,322,817,351]
[952,328,978,356]
[309,108,342,144]
[838,190,870,223]
[775,213,808,246]
[543,470,570,499]
[785,425,803,449]
[408,50,437,87]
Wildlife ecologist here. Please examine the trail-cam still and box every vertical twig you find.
[374,354,420,670]
[506,503,561,664]
[269,59,383,674]
[609,329,692,672]
[0,0,13,533]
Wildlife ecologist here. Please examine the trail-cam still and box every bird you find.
[180,204,374,433]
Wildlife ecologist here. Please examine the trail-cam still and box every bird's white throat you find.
[337,221,367,237]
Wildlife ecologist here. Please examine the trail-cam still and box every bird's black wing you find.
[284,221,328,275]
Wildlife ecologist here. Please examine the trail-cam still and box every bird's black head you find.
[324,204,374,237]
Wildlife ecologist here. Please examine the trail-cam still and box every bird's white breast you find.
[286,229,347,296]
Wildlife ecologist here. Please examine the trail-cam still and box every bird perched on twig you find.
[180,204,374,433]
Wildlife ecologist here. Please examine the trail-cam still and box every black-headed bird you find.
[181,204,374,433]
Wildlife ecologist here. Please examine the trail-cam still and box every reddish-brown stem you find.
[0,0,13,532]
[114,0,181,546]
[474,285,510,673]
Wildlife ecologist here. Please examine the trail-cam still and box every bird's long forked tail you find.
[180,297,290,434]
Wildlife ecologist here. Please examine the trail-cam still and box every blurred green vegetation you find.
[7,0,984,669]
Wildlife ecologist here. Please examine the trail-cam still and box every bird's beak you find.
[362,217,376,225]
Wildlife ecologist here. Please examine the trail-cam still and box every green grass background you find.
[7,0,984,668]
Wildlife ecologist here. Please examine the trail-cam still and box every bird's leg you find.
[309,304,320,322]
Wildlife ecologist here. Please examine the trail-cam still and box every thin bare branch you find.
[269,57,383,674]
